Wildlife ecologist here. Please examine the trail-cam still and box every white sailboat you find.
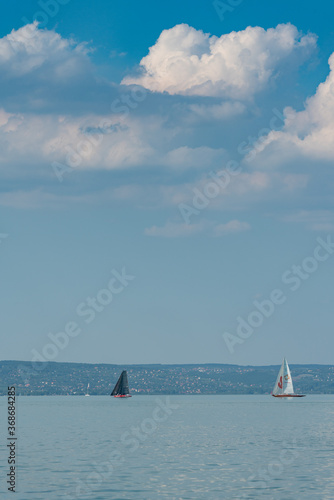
[85,383,90,397]
[272,358,305,398]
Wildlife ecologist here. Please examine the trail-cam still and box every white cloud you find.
[0,21,326,221]
[213,220,251,236]
[247,52,334,164]
[123,23,316,99]
[0,111,153,172]
[282,210,334,231]
[0,108,13,127]
[0,22,89,79]
[188,101,245,120]
[162,146,226,169]
[0,109,229,174]
[145,219,251,237]
[145,221,205,237]
[0,23,115,115]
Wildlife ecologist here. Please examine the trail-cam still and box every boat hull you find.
[272,394,305,398]
[113,394,132,398]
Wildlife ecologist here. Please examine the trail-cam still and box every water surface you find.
[1,395,334,499]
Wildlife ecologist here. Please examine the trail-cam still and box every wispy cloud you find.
[145,219,250,238]
[282,210,334,231]
[213,220,251,236]
[145,221,205,238]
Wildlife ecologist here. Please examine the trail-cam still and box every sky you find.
[1,0,334,366]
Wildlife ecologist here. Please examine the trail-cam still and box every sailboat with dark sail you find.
[272,358,305,398]
[111,370,131,398]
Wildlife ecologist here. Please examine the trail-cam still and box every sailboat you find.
[111,370,131,398]
[85,383,90,397]
[272,358,305,398]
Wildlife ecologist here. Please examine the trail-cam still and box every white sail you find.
[272,361,284,395]
[272,358,294,395]
[282,359,294,394]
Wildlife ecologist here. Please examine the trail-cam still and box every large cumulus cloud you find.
[0,22,116,113]
[0,20,329,225]
[0,22,88,77]
[246,52,334,164]
[123,23,316,99]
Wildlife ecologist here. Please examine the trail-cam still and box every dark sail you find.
[111,370,130,396]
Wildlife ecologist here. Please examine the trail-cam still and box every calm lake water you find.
[1,395,334,499]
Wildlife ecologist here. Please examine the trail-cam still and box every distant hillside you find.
[1,360,334,395]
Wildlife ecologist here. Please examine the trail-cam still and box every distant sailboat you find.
[85,383,90,397]
[272,358,305,398]
[111,370,131,398]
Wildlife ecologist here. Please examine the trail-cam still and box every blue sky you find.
[1,0,334,365]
